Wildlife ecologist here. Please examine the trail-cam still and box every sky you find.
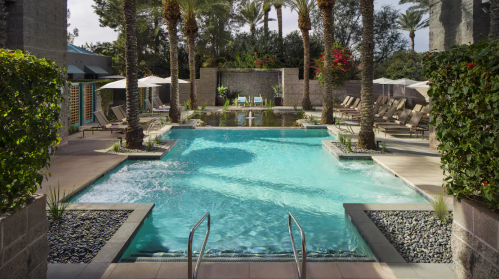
[68,0,429,52]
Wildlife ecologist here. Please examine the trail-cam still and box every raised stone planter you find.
[452,198,499,279]
[0,195,48,278]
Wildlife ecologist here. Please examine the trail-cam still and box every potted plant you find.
[216,85,228,106]
[273,84,283,106]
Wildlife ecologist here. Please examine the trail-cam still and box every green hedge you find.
[0,49,65,211]
[423,39,499,209]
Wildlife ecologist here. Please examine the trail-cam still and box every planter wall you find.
[452,198,499,279]
[0,195,48,278]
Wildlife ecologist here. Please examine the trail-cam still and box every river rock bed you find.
[366,211,452,263]
[48,210,132,263]
[333,142,387,154]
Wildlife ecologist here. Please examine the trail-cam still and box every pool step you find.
[121,256,377,263]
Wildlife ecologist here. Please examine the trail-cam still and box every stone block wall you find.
[282,68,427,108]
[453,199,499,278]
[429,0,489,51]
[179,68,218,106]
[5,0,68,148]
[0,195,48,278]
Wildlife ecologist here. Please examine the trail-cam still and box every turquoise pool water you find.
[73,129,427,260]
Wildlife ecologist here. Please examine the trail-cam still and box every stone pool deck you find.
[43,113,455,279]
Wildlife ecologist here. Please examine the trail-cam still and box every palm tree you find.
[397,10,428,52]
[123,0,144,148]
[273,0,285,40]
[398,0,429,14]
[287,0,315,110]
[164,0,181,123]
[317,0,335,123]
[238,1,265,35]
[358,0,375,150]
[262,0,272,36]
[1,0,7,48]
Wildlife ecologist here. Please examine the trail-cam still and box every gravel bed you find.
[366,211,452,263]
[48,210,132,263]
[333,142,388,154]
[107,143,167,154]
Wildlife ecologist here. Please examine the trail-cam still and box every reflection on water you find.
[193,111,302,127]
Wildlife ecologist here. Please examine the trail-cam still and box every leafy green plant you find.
[223,99,231,111]
[146,138,154,152]
[184,100,191,111]
[339,133,346,145]
[310,115,318,125]
[112,142,121,152]
[293,104,298,111]
[273,84,282,96]
[201,102,207,111]
[231,98,238,106]
[423,38,499,209]
[431,189,449,223]
[297,108,306,119]
[217,85,228,97]
[68,125,80,135]
[46,182,70,220]
[381,141,387,152]
[347,136,352,152]
[1,49,65,211]
[312,42,356,88]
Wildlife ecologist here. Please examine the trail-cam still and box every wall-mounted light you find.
[481,0,491,14]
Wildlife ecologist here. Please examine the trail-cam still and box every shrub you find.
[312,42,356,88]
[432,189,449,223]
[46,182,70,220]
[423,38,499,209]
[217,85,228,97]
[0,49,65,212]
[220,52,279,69]
[375,51,425,81]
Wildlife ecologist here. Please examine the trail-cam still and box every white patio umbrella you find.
[139,76,171,84]
[373,77,394,100]
[96,79,161,90]
[164,77,190,84]
[388,78,419,98]
[407,81,429,89]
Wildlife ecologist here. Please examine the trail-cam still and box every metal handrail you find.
[188,212,210,279]
[288,213,306,279]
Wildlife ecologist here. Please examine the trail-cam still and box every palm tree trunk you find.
[410,30,415,52]
[187,32,198,109]
[276,5,283,40]
[318,0,335,124]
[491,0,499,37]
[164,0,181,123]
[250,24,255,36]
[123,0,144,149]
[264,10,269,36]
[301,29,312,110]
[0,0,7,48]
[358,0,375,150]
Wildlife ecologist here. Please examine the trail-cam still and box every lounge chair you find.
[381,96,389,104]
[111,106,127,123]
[145,99,169,113]
[237,96,247,106]
[374,104,390,118]
[153,97,169,108]
[337,98,361,112]
[82,111,127,138]
[378,111,425,137]
[254,96,263,106]
[373,106,398,123]
[374,95,382,104]
[334,96,352,108]
[347,101,383,120]
[335,96,355,110]
[374,109,412,127]
[412,104,423,112]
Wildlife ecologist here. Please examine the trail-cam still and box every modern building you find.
[67,43,113,80]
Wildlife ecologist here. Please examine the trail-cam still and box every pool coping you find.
[343,203,454,278]
[48,203,155,279]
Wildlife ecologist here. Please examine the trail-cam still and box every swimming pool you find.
[73,129,428,261]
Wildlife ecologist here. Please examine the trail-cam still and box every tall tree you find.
[67,9,80,44]
[238,1,265,35]
[164,0,181,123]
[398,0,429,14]
[123,0,145,148]
[317,0,335,123]
[273,0,285,40]
[287,0,315,110]
[262,0,272,36]
[397,10,428,52]
[358,0,375,149]
[491,0,499,37]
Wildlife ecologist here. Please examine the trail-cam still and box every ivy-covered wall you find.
[423,39,499,209]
